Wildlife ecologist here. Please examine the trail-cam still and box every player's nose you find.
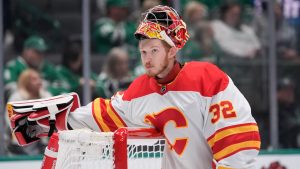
[143,55,152,63]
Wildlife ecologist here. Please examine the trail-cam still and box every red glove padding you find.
[7,92,80,145]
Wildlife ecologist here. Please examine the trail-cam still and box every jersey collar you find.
[155,61,182,85]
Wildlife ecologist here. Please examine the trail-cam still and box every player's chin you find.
[145,70,157,77]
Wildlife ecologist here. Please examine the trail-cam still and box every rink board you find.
[1,150,300,169]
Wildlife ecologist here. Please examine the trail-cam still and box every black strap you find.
[48,120,57,137]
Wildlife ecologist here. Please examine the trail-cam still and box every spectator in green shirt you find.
[92,0,137,55]
[3,35,67,97]
[56,39,97,99]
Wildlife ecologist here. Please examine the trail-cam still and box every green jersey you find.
[56,65,97,93]
[92,18,137,54]
[4,57,68,95]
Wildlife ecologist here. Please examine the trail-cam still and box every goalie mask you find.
[134,5,189,49]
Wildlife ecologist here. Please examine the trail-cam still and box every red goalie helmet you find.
[135,5,189,49]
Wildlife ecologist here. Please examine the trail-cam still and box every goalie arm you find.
[68,92,129,132]
[203,78,260,169]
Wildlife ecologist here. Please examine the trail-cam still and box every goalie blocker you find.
[7,92,80,145]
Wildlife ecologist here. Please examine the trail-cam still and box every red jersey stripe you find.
[108,101,127,127]
[212,131,260,154]
[99,98,119,132]
[207,123,258,146]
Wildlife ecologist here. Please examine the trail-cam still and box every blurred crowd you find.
[2,0,300,155]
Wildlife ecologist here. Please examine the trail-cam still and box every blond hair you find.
[184,1,207,21]
[18,69,39,90]
[142,0,161,12]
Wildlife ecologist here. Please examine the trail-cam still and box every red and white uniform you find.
[68,62,260,169]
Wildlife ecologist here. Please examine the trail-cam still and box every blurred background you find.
[0,0,300,168]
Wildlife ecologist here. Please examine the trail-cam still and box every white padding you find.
[33,95,73,110]
[10,94,73,113]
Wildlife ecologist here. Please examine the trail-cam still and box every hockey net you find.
[54,128,165,169]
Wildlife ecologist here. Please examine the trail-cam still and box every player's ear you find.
[168,46,178,59]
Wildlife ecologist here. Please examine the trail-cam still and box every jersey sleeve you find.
[68,91,132,132]
[203,76,261,169]
[68,75,152,132]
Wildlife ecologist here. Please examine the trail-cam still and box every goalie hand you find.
[7,92,80,145]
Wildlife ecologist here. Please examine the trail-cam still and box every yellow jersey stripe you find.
[218,166,234,169]
[93,98,111,132]
[208,125,259,147]
[105,99,125,128]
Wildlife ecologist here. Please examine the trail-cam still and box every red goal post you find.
[41,128,165,169]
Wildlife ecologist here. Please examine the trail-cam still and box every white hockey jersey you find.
[68,62,261,169]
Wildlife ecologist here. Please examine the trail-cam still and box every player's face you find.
[139,39,170,77]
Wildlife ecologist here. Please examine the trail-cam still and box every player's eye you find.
[152,49,158,54]
[140,51,146,56]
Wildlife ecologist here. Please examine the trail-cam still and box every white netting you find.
[55,129,165,169]
[55,129,115,169]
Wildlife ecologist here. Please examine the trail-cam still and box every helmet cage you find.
[135,5,189,49]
